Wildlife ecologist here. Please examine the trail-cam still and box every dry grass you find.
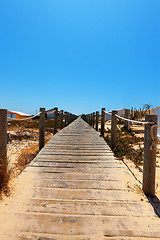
[10,136,50,178]
[0,134,52,199]
[0,159,10,196]
[0,119,59,198]
[0,145,38,199]
[105,126,144,166]
[13,145,38,177]
[8,118,61,132]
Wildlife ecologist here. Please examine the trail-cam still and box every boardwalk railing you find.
[0,108,77,178]
[84,108,160,197]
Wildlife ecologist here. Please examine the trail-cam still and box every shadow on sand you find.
[147,195,160,218]
[122,159,160,218]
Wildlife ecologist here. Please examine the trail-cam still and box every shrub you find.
[14,146,38,175]
[0,158,10,195]
[105,127,144,166]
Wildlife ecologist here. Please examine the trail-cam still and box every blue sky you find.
[0,0,159,115]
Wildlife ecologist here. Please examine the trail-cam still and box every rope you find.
[7,112,41,121]
[150,125,160,150]
[150,125,160,141]
[46,109,56,114]
[105,111,154,125]
[115,114,154,125]
[105,111,112,116]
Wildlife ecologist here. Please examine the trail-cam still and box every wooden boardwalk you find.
[0,117,160,239]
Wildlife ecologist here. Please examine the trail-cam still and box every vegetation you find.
[0,118,57,198]
[0,159,10,195]
[130,104,153,120]
[13,145,38,177]
[143,103,153,114]
[8,118,61,131]
[130,107,146,120]
[105,127,144,166]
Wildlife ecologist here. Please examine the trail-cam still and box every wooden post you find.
[71,114,74,123]
[64,112,67,127]
[54,107,58,134]
[90,113,93,127]
[67,113,70,125]
[143,115,158,196]
[70,114,72,123]
[0,109,7,174]
[68,113,72,124]
[86,114,89,124]
[111,110,117,149]
[89,114,92,126]
[39,108,45,151]
[88,114,91,125]
[60,110,63,129]
[133,108,135,118]
[101,108,105,137]
[66,112,69,125]
[125,109,130,131]
[96,111,99,131]
[88,114,90,124]
[93,112,95,128]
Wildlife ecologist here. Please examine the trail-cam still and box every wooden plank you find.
[29,179,128,190]
[24,199,156,217]
[0,117,160,239]
[0,213,160,238]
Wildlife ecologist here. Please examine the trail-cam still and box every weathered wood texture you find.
[39,108,45,151]
[101,108,105,137]
[111,110,117,149]
[96,111,99,131]
[60,110,64,130]
[0,109,7,174]
[92,112,95,128]
[54,107,58,134]
[0,117,160,239]
[143,115,158,196]
[125,108,130,131]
